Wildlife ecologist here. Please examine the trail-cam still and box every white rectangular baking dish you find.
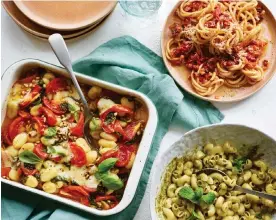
[1,59,158,216]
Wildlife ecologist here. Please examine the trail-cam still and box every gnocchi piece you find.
[13,132,28,149]
[40,168,58,182]
[100,132,117,142]
[120,97,134,109]
[76,138,91,153]
[42,182,57,194]
[18,143,35,154]
[88,86,102,100]
[24,176,38,188]
[97,98,115,113]
[86,151,98,165]
[9,169,20,182]
[7,100,19,119]
[5,146,19,157]
[98,139,117,149]
[30,104,42,116]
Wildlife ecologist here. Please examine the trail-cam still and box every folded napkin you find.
[2,36,223,220]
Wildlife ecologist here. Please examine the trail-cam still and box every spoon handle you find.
[234,185,276,202]
[48,34,90,116]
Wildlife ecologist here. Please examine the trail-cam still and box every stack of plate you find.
[2,1,117,40]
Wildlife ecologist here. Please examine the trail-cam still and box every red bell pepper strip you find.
[19,85,41,108]
[8,117,26,141]
[42,97,67,115]
[40,107,57,126]
[33,143,48,159]
[59,186,92,206]
[21,164,37,176]
[70,112,84,137]
[46,78,68,94]
[70,143,87,167]
[32,116,46,135]
[1,167,11,177]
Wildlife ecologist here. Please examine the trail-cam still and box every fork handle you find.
[48,34,90,116]
[234,185,276,202]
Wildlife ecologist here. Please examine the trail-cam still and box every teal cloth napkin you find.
[2,36,223,220]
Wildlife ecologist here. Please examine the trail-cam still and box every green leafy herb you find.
[95,158,123,191]
[96,172,123,190]
[44,127,57,137]
[201,192,216,205]
[105,112,116,125]
[89,117,101,132]
[194,187,203,201]
[68,103,77,112]
[72,180,80,186]
[233,157,247,172]
[60,102,68,112]
[178,186,195,201]
[179,187,216,205]
[19,151,42,164]
[187,211,201,220]
[31,97,41,106]
[255,213,262,219]
[73,111,79,122]
[98,158,118,173]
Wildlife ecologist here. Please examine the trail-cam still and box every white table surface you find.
[1,1,276,219]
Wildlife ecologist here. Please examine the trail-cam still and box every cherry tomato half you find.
[33,143,48,159]
[1,167,11,177]
[70,143,87,167]
[46,78,68,94]
[43,97,67,115]
[70,112,84,137]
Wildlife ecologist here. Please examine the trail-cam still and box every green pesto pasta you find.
[156,141,276,220]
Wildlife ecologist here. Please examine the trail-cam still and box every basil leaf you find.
[19,150,42,164]
[99,172,124,190]
[194,187,203,200]
[201,192,216,205]
[44,127,57,137]
[98,158,118,173]
[178,186,195,201]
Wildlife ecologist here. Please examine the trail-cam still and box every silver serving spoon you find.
[198,168,276,202]
[48,33,95,149]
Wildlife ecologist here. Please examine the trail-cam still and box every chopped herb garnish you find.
[187,211,201,220]
[105,112,116,125]
[233,157,247,172]
[178,186,216,205]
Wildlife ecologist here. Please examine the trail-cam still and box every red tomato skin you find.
[70,143,87,167]
[95,195,117,202]
[19,85,41,108]
[17,74,37,84]
[42,97,66,115]
[50,156,62,162]
[62,186,90,197]
[97,150,118,164]
[20,165,37,176]
[18,111,32,119]
[40,107,57,126]
[82,186,97,193]
[8,117,26,141]
[70,112,84,137]
[46,78,68,94]
[33,143,48,159]
[32,116,46,135]
[2,129,12,145]
[1,167,11,177]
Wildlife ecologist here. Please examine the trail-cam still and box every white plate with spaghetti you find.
[161,0,276,102]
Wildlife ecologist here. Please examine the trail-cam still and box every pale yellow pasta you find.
[156,141,276,220]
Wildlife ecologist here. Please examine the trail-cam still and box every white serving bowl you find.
[150,124,276,220]
[1,59,158,216]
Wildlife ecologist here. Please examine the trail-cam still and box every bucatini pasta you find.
[1,67,148,210]
[166,0,269,97]
[156,142,276,219]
